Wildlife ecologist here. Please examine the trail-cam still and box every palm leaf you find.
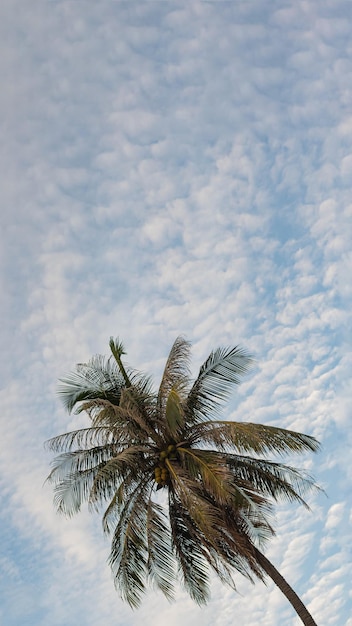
[45,426,121,452]
[218,509,269,578]
[146,499,175,600]
[102,483,126,535]
[165,387,185,438]
[157,336,191,413]
[88,446,151,507]
[166,460,223,537]
[177,447,235,506]
[186,346,253,423]
[47,444,122,516]
[46,445,117,482]
[109,480,151,608]
[192,421,320,456]
[52,469,98,516]
[168,491,210,605]
[109,337,131,387]
[225,454,320,507]
[58,355,125,413]
[118,387,161,444]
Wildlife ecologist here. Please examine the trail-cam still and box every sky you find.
[1,1,351,625]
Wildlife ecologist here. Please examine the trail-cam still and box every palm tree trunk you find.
[253,546,318,626]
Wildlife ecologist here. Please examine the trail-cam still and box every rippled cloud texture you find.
[1,1,351,625]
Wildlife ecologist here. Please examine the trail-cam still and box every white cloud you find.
[1,0,352,624]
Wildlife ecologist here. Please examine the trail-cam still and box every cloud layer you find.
[1,1,351,624]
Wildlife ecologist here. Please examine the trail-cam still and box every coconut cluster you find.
[154,445,177,487]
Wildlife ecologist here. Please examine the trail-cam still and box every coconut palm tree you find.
[46,337,320,626]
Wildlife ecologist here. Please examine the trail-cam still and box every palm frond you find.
[109,480,151,608]
[166,460,223,537]
[186,346,253,423]
[52,468,97,517]
[46,445,118,483]
[146,500,176,601]
[109,337,132,387]
[58,355,125,413]
[176,447,272,516]
[102,483,126,535]
[45,426,120,452]
[76,398,121,423]
[225,454,320,508]
[177,447,235,506]
[118,388,161,445]
[200,543,238,590]
[168,492,210,605]
[88,446,151,508]
[46,445,121,515]
[218,511,268,579]
[193,421,320,456]
[157,337,191,412]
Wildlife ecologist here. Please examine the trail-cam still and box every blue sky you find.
[1,1,351,624]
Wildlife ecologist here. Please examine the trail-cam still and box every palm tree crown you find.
[46,337,320,624]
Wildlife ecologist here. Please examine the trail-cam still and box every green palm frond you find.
[117,388,162,445]
[47,445,116,482]
[102,483,127,535]
[109,480,151,608]
[45,426,121,452]
[192,421,320,456]
[79,399,157,444]
[157,336,191,411]
[58,355,125,413]
[76,398,121,423]
[226,454,320,507]
[235,508,274,548]
[47,444,120,516]
[200,542,238,590]
[52,468,97,517]
[186,346,253,423]
[219,512,269,579]
[168,492,210,605]
[109,337,130,386]
[165,387,185,438]
[177,447,235,506]
[146,500,176,601]
[166,460,223,537]
[88,446,151,508]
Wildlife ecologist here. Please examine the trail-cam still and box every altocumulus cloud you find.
[1,0,352,624]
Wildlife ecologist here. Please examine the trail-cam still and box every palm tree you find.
[46,337,320,626]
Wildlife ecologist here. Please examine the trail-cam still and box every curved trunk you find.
[253,546,318,626]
